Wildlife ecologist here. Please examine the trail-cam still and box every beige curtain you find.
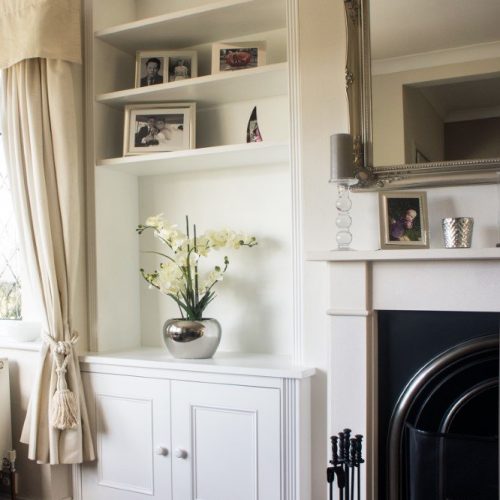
[1,59,94,464]
[0,0,81,69]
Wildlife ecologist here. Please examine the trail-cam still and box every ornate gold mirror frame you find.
[344,0,500,191]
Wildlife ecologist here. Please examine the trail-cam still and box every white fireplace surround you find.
[308,248,500,500]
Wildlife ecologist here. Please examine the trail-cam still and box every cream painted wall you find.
[0,348,72,500]
[403,86,444,163]
[298,0,349,498]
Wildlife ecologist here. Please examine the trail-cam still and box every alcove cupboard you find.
[78,1,311,498]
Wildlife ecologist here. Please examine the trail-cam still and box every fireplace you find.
[308,248,500,500]
[378,310,499,500]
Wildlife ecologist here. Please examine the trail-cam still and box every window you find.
[0,136,22,320]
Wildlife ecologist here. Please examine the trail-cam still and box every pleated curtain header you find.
[0,0,81,70]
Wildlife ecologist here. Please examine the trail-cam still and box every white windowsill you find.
[0,338,41,351]
[0,320,41,350]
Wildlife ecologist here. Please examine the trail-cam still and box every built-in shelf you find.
[97,141,289,176]
[80,348,315,379]
[96,63,288,108]
[95,0,286,53]
[307,248,500,262]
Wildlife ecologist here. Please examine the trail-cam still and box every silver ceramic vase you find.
[162,318,221,359]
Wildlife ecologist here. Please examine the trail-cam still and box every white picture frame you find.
[211,41,266,74]
[135,50,198,87]
[123,103,196,156]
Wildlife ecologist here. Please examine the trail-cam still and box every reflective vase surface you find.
[162,318,221,359]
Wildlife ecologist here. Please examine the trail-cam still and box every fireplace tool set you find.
[327,429,364,500]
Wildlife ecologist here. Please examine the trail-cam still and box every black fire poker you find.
[327,429,364,500]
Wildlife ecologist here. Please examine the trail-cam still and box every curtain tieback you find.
[42,331,79,430]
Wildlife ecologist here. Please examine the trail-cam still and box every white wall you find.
[298,0,349,498]
[298,2,500,500]
[403,86,444,163]
[0,347,73,500]
[138,160,293,354]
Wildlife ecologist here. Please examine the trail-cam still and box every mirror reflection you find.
[370,0,500,167]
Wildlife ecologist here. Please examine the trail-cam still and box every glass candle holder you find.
[330,178,357,250]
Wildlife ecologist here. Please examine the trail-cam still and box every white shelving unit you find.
[82,1,310,498]
[87,0,295,354]
[98,141,289,176]
[94,0,286,53]
[96,63,289,108]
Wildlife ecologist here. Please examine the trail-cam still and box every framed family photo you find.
[211,41,266,74]
[135,50,198,87]
[379,191,429,249]
[123,103,196,155]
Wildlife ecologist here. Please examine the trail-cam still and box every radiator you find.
[0,358,12,459]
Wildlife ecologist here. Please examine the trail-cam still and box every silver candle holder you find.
[442,217,474,248]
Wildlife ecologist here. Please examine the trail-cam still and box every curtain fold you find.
[1,59,94,464]
[0,0,81,70]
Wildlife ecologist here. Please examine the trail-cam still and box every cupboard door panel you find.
[171,381,281,500]
[82,373,172,500]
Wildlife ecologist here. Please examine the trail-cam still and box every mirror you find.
[345,0,500,190]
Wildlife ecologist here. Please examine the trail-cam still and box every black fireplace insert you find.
[377,311,499,500]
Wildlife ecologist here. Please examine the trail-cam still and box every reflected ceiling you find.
[371,0,500,60]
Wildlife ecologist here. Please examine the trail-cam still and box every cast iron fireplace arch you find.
[387,334,499,500]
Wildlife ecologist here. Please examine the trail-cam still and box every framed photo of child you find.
[379,191,429,249]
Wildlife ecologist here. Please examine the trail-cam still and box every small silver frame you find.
[379,191,429,249]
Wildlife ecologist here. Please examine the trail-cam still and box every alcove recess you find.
[86,0,297,355]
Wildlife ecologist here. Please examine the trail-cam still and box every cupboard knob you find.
[175,448,188,459]
[155,446,168,456]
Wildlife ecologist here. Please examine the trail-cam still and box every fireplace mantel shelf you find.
[320,245,500,500]
[307,247,500,262]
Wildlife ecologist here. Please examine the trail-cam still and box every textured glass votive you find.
[442,217,474,248]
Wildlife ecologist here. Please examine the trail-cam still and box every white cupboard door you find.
[81,373,172,500]
[171,381,281,500]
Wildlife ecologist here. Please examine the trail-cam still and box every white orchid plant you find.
[137,214,257,321]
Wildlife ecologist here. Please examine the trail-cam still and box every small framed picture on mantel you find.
[379,191,429,249]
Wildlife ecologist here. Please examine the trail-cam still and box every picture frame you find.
[379,191,429,249]
[211,41,266,74]
[135,50,198,87]
[167,51,198,83]
[123,103,196,156]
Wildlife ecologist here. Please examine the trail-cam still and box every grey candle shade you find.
[330,133,354,181]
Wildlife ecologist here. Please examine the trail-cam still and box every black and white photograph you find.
[168,52,197,82]
[135,50,198,87]
[135,52,167,87]
[212,41,266,74]
[123,103,196,155]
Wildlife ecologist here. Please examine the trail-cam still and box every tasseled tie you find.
[43,333,79,430]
